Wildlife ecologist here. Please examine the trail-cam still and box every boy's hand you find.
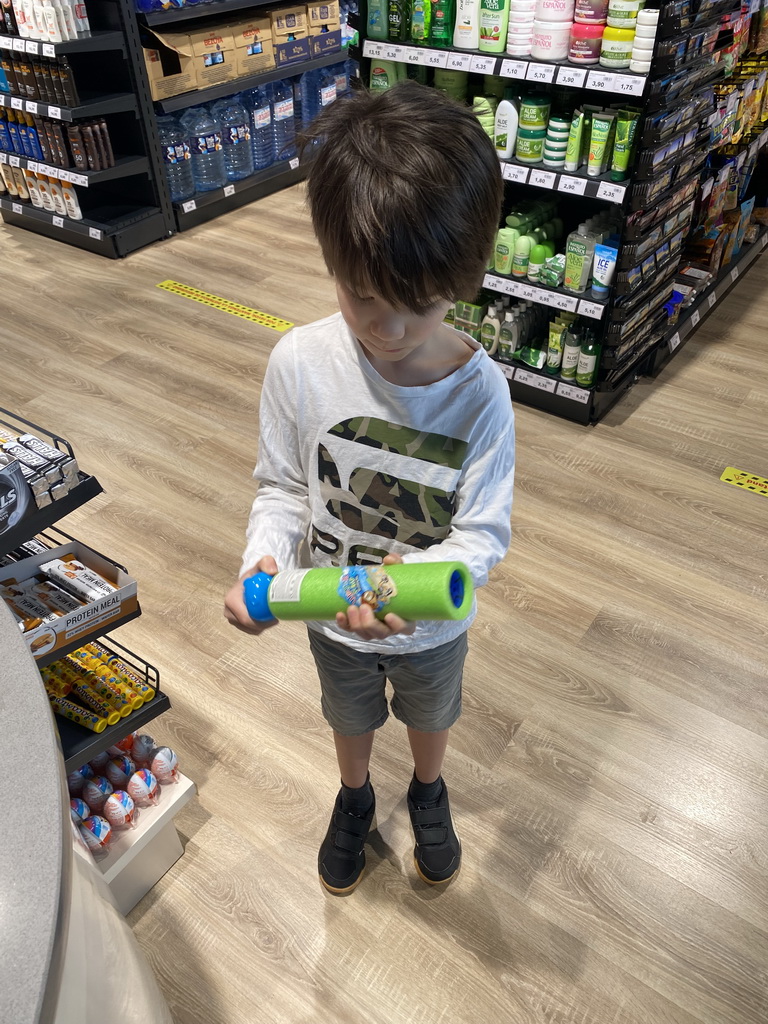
[224,556,279,636]
[335,554,416,641]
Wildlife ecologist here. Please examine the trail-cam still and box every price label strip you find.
[502,162,529,183]
[515,369,557,392]
[556,65,587,88]
[157,280,294,332]
[527,62,556,84]
[558,175,587,196]
[720,466,768,498]
[500,58,527,79]
[597,180,625,203]
[557,382,590,403]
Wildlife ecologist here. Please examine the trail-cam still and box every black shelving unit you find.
[156,50,343,114]
[174,153,308,229]
[0,407,103,557]
[57,639,169,772]
[144,0,271,26]
[358,1,768,423]
[0,0,175,256]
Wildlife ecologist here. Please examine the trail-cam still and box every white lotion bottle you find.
[454,0,481,49]
[494,89,518,159]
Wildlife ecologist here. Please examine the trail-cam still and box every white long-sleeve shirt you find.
[241,312,515,653]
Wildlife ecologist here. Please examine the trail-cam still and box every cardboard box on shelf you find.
[187,24,237,88]
[0,541,138,661]
[307,1,340,24]
[271,4,311,66]
[228,15,275,76]
[309,21,342,57]
[142,29,197,101]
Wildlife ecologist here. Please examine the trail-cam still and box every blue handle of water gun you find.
[242,572,276,623]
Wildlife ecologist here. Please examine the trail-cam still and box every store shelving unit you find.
[143,0,272,27]
[359,0,768,423]
[0,410,172,780]
[0,0,175,256]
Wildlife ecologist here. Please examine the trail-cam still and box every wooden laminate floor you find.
[2,191,767,1024]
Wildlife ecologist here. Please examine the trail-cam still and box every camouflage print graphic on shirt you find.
[327,417,468,470]
[315,417,463,558]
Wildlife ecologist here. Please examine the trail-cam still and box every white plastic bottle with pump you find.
[454,0,481,49]
[494,89,518,159]
[480,300,503,355]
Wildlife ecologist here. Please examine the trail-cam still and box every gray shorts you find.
[307,628,468,736]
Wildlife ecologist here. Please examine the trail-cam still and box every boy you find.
[225,81,515,894]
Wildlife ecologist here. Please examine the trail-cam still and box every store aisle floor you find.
[2,194,767,1024]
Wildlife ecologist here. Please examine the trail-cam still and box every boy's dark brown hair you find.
[304,80,503,313]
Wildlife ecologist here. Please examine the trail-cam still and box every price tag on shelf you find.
[27,161,38,173]
[366,43,383,58]
[25,40,39,54]
[383,45,403,60]
[558,174,587,196]
[518,283,536,300]
[289,157,299,169]
[496,277,519,296]
[59,169,72,182]
[597,180,626,203]
[701,177,713,199]
[52,215,64,228]
[89,227,102,240]
[12,36,25,51]
[586,70,615,92]
[470,54,496,74]
[73,173,88,187]
[707,291,717,309]
[0,36,11,48]
[48,105,61,119]
[9,154,19,167]
[182,199,197,213]
[500,58,527,80]
[10,96,22,110]
[690,309,700,327]
[499,364,515,380]
[42,43,55,57]
[749,140,758,159]
[26,101,37,114]
[615,74,645,96]
[578,299,605,319]
[447,51,472,71]
[223,184,235,197]
[424,49,448,68]
[406,47,423,63]
[502,162,529,183]
[556,65,587,88]
[515,369,557,392]
[527,62,556,84]
[731,265,740,282]
[0,96,5,106]
[362,40,378,57]
[530,169,556,189]
[557,382,590,403]
[668,331,681,352]
[0,153,6,163]
[530,287,548,304]
[12,203,22,214]
[552,292,579,312]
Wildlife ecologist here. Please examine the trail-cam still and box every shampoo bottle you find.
[494,88,518,159]
[494,226,519,274]
[410,0,431,41]
[564,223,595,293]
[498,310,519,362]
[453,0,480,48]
[367,0,388,38]
[576,328,601,386]
[480,301,502,354]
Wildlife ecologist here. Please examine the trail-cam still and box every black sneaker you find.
[407,779,461,885]
[318,787,376,894]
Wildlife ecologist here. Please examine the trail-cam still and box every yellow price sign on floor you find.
[720,466,768,497]
[157,280,293,332]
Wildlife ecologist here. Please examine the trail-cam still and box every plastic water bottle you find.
[300,67,337,132]
[156,114,195,202]
[243,85,275,171]
[212,96,254,181]
[271,79,297,161]
[184,105,227,192]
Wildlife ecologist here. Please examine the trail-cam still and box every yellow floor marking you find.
[157,280,293,332]
[720,466,768,497]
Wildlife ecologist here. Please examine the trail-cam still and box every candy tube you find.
[66,680,121,726]
[47,694,108,733]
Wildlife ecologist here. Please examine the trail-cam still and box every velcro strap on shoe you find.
[335,828,366,853]
[334,810,370,837]
[410,807,445,827]
[415,827,447,844]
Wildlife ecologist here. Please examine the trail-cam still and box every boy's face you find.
[336,281,452,363]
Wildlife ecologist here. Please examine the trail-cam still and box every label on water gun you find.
[337,566,398,614]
